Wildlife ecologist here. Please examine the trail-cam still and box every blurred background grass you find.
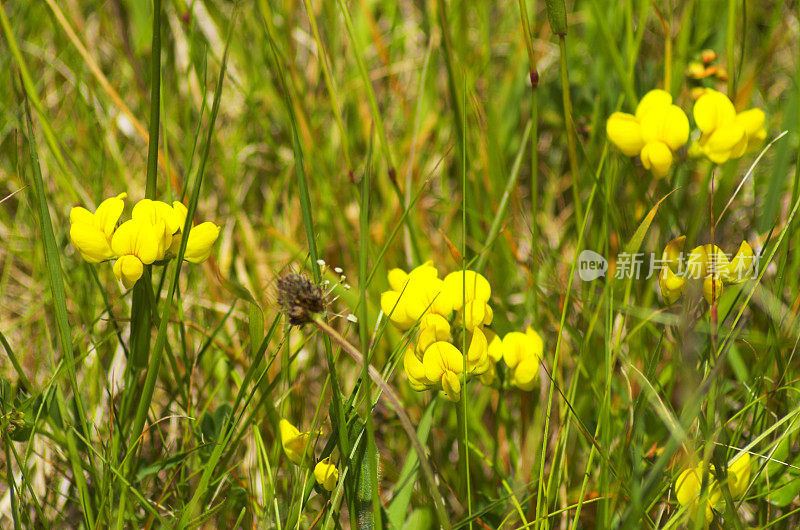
[2,0,800,528]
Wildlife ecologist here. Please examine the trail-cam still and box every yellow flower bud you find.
[314,457,339,491]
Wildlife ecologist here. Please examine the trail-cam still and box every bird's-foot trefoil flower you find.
[500,327,544,391]
[68,193,221,289]
[692,88,766,163]
[606,89,690,177]
[658,236,755,305]
[279,418,318,465]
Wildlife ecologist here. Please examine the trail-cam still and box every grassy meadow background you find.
[2,0,800,528]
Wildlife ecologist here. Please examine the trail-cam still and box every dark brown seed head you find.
[276,273,325,326]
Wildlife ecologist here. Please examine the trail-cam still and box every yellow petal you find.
[727,453,751,499]
[512,356,539,391]
[640,105,689,151]
[70,222,115,262]
[606,112,644,156]
[380,291,413,329]
[112,255,144,289]
[524,327,544,359]
[640,141,673,177]
[466,327,489,373]
[408,261,439,282]
[172,201,188,229]
[423,341,464,382]
[441,371,461,402]
[486,329,503,362]
[280,418,314,465]
[662,105,690,150]
[184,222,220,263]
[69,206,94,225]
[724,241,755,283]
[404,347,431,386]
[734,108,765,137]
[675,467,701,507]
[662,236,686,272]
[111,219,164,264]
[703,275,724,304]
[693,89,736,134]
[443,270,491,310]
[658,266,686,304]
[94,193,127,238]
[635,89,672,120]
[387,268,409,291]
[314,458,339,491]
[701,124,747,163]
[501,331,526,368]
[132,198,183,235]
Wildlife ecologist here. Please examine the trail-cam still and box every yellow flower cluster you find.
[692,89,766,164]
[69,193,220,289]
[606,88,766,174]
[674,453,751,526]
[279,419,339,491]
[606,89,690,177]
[658,236,755,305]
[381,262,543,400]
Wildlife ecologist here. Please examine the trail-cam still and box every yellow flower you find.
[279,418,316,465]
[727,452,751,499]
[69,193,127,262]
[606,89,689,177]
[675,464,721,526]
[693,89,766,163]
[501,327,543,391]
[181,222,221,263]
[423,341,465,402]
[314,457,339,491]
[110,219,166,288]
[380,262,453,330]
[658,236,754,305]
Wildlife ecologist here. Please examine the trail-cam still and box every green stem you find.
[726,0,736,96]
[145,0,162,199]
[558,35,583,228]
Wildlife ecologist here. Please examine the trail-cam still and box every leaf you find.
[624,188,680,256]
